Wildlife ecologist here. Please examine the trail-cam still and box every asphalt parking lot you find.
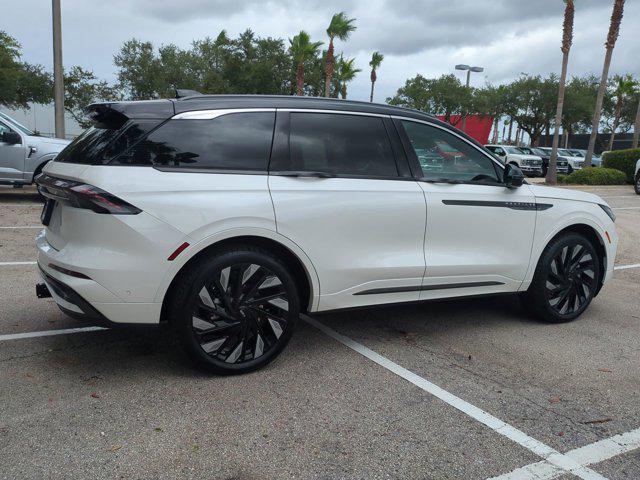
[1,184,639,480]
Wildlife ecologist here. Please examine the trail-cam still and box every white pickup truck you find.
[635,158,640,195]
[0,112,70,188]
[484,144,544,176]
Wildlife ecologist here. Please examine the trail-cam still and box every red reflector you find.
[48,263,91,280]
[605,231,611,244]
[168,242,190,261]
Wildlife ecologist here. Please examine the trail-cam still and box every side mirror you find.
[1,131,21,145]
[504,163,524,188]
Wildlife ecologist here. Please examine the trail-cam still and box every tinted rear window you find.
[55,121,157,165]
[286,113,398,177]
[114,112,275,170]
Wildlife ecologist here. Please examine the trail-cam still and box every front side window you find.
[287,113,398,177]
[402,121,500,184]
[116,112,275,170]
[0,121,11,136]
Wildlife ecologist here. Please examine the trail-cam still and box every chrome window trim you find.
[172,108,276,120]
[277,108,389,118]
[391,115,506,172]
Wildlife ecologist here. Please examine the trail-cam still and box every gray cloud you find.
[1,0,638,108]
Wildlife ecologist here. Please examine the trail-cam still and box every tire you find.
[635,173,640,195]
[169,245,300,374]
[521,233,600,323]
[567,165,574,175]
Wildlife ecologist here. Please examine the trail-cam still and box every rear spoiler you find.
[85,100,175,127]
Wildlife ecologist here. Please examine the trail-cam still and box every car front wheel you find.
[635,173,640,195]
[170,245,299,374]
[521,233,600,323]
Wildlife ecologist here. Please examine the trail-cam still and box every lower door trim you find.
[354,281,504,296]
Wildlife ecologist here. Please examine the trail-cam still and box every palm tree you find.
[333,55,361,99]
[607,74,636,150]
[289,31,323,96]
[369,51,384,102]
[585,0,625,165]
[324,12,356,97]
[633,89,640,148]
[547,0,574,185]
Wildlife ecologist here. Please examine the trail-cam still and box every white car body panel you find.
[418,182,536,300]
[35,105,619,325]
[269,175,427,311]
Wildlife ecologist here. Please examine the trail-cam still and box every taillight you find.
[36,174,141,215]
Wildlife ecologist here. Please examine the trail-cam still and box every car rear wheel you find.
[635,173,640,195]
[170,246,299,374]
[521,233,600,323]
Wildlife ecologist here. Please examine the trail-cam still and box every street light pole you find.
[52,0,65,139]
[455,64,483,133]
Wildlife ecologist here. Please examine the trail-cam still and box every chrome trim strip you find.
[172,108,276,120]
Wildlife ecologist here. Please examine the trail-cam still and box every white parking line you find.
[0,203,41,207]
[0,261,37,266]
[302,315,608,480]
[615,263,640,271]
[490,427,640,480]
[0,326,108,341]
[0,226,42,229]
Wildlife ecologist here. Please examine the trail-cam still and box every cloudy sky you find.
[3,0,639,104]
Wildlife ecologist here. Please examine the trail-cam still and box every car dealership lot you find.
[1,185,639,480]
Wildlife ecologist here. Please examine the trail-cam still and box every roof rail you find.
[175,89,202,99]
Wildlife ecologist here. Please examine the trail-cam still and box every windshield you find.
[504,146,525,154]
[0,112,34,136]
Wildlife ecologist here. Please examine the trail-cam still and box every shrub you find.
[562,167,627,185]
[556,174,568,184]
[602,148,640,182]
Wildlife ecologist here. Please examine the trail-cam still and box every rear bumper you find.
[38,268,112,325]
[36,231,163,325]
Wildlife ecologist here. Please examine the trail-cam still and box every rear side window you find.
[55,121,157,165]
[115,112,275,171]
[287,113,398,177]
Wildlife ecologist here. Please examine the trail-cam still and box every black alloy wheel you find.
[544,242,597,316]
[635,173,640,195]
[522,233,600,323]
[173,246,299,374]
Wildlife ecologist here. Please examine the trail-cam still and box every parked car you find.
[0,111,70,188]
[35,95,618,374]
[566,149,603,167]
[484,144,544,176]
[538,147,585,173]
[635,158,640,195]
[518,146,569,177]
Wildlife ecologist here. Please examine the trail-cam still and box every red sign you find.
[436,115,494,144]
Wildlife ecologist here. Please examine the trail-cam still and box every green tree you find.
[114,39,162,100]
[289,31,323,96]
[585,0,625,165]
[603,74,636,150]
[368,51,384,102]
[64,66,120,128]
[324,12,356,97]
[503,74,558,146]
[388,74,473,127]
[333,55,361,99]
[547,0,574,185]
[474,84,510,143]
[0,30,52,108]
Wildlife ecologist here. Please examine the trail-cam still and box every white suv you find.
[36,95,618,374]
